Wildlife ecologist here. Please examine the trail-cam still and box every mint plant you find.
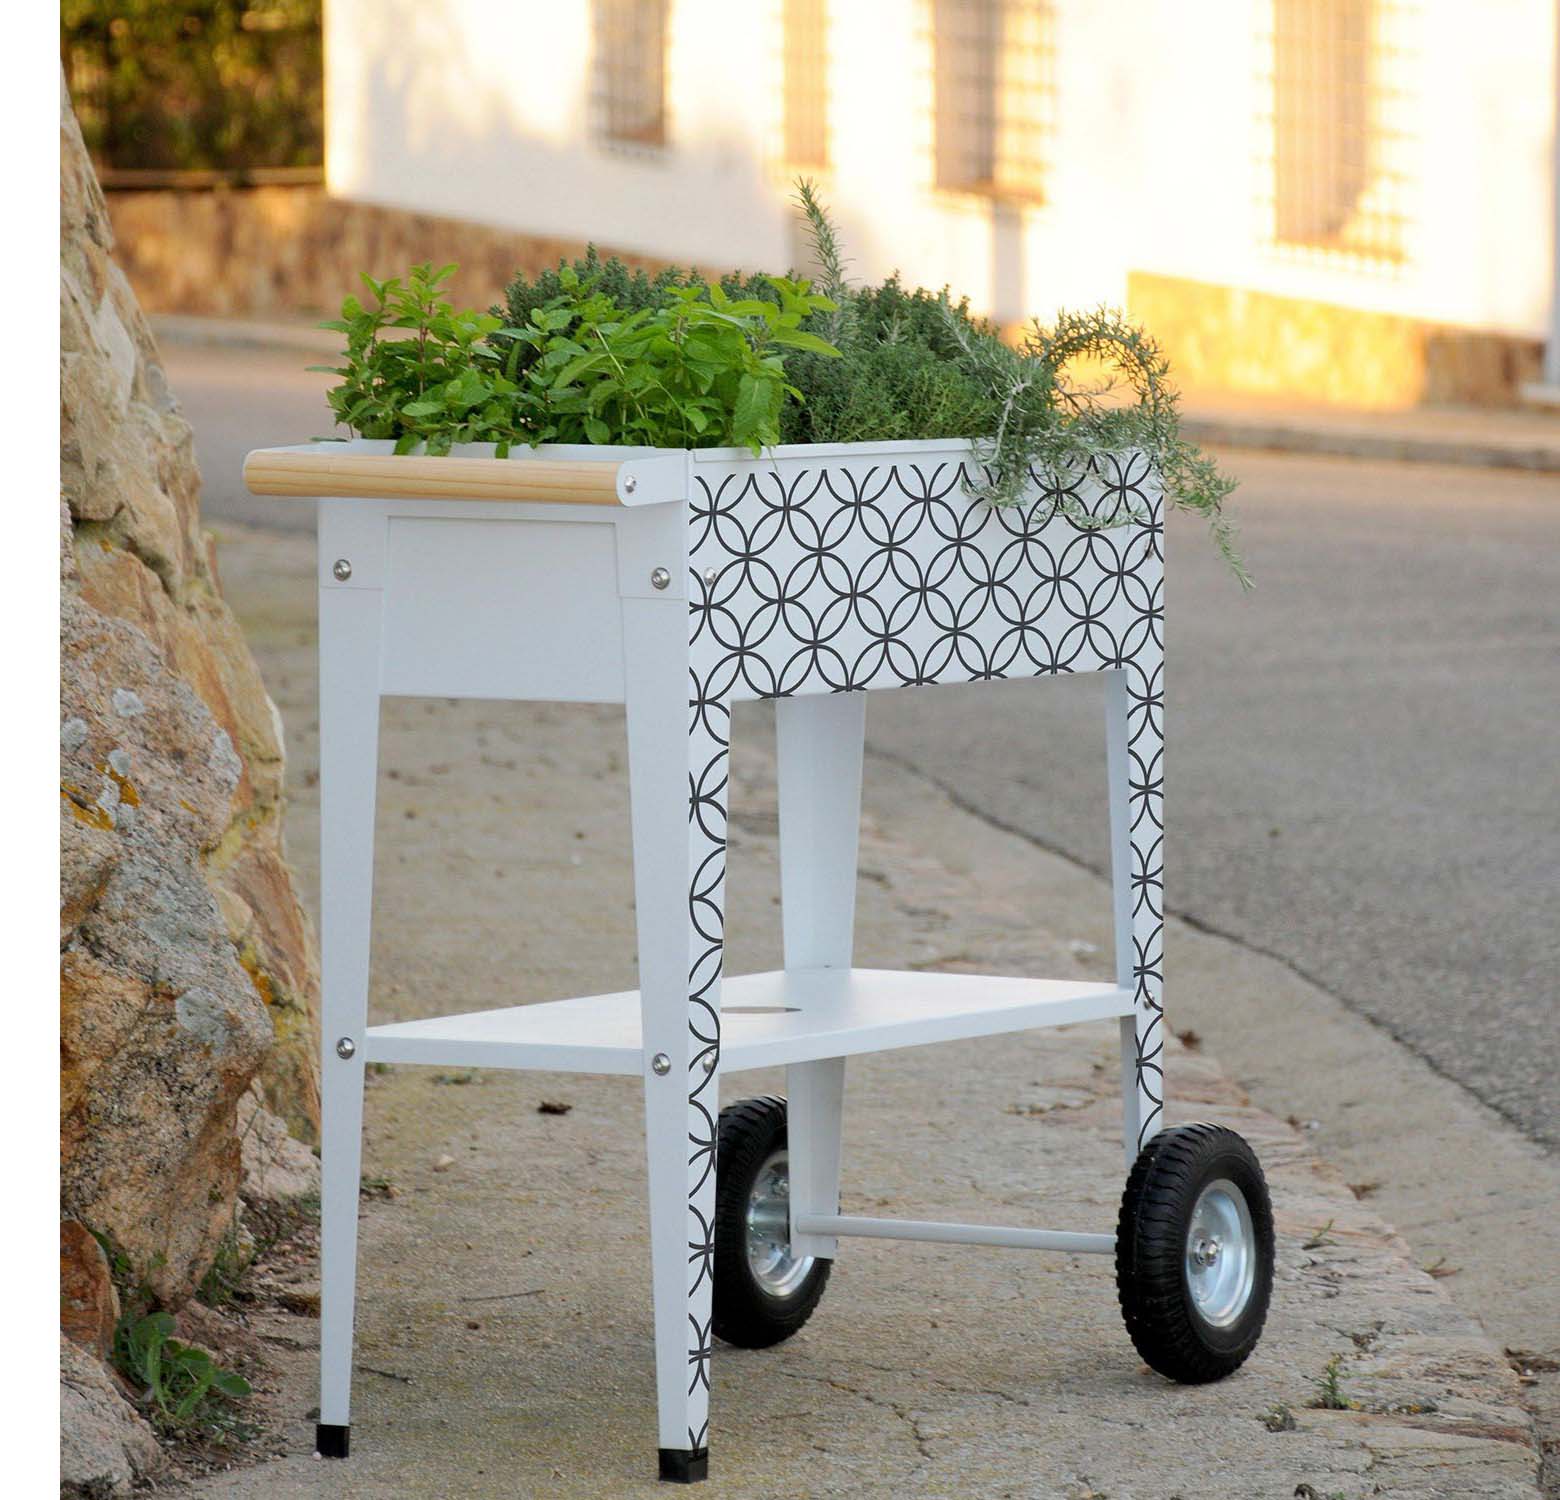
[497,269,838,450]
[313,262,530,455]
[317,262,839,455]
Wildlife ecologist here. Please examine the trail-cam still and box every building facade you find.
[323,0,1559,407]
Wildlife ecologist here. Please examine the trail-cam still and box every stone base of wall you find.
[104,186,688,320]
[105,188,1544,409]
[1127,270,1544,410]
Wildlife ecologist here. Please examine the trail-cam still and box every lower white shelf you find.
[364,967,1133,1075]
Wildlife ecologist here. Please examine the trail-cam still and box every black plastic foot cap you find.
[315,1423,350,1459]
[658,1447,708,1483]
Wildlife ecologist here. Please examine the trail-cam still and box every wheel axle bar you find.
[793,1214,1114,1254]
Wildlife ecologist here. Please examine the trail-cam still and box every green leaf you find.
[553,351,605,387]
[732,374,766,442]
[769,327,842,357]
[584,417,611,444]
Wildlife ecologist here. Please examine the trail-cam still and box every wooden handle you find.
[244,448,627,505]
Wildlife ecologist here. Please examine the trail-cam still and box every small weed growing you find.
[1308,1354,1356,1411]
[1302,1219,1338,1251]
[1260,1402,1298,1432]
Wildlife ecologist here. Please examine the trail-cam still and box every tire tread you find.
[712,1095,831,1349]
[1116,1122,1274,1384]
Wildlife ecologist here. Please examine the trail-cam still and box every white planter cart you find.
[246,436,1274,1484]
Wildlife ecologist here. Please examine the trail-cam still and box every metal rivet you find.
[335,1036,357,1060]
[332,558,353,582]
[703,567,718,587]
[623,474,638,495]
[651,1052,671,1075]
[701,1053,717,1074]
[650,567,671,591]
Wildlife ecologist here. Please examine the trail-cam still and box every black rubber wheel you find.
[712,1096,831,1348]
[1116,1122,1274,1383]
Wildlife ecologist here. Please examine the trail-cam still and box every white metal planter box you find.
[246,436,1269,1486]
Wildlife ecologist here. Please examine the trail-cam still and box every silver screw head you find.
[651,1052,672,1075]
[703,567,719,587]
[623,474,638,495]
[650,566,671,591]
[335,1036,357,1060]
[332,558,353,582]
[701,1052,717,1074]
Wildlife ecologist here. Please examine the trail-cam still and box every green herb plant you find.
[787,183,1247,584]
[114,1310,253,1435]
[318,262,839,454]
[313,262,530,455]
[496,268,838,450]
[322,187,1242,579]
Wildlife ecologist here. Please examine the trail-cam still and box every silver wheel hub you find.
[1184,1178,1256,1328]
[745,1149,813,1298]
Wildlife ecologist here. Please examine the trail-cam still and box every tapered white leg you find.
[624,593,720,1482]
[776,692,864,1258]
[1107,661,1165,1165]
[315,582,384,1456]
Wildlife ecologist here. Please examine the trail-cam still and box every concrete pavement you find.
[175,522,1542,1496]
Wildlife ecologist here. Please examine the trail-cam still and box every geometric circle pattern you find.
[675,446,1164,1445]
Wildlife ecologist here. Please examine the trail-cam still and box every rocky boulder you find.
[60,78,322,1492]
[60,1336,163,1496]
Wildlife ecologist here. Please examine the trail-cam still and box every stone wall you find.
[1127,270,1546,411]
[104,186,1546,409]
[104,184,682,320]
[61,81,321,1493]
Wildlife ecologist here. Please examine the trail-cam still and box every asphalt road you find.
[165,334,1560,1150]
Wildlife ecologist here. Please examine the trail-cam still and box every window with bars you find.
[591,0,670,148]
[782,0,828,167]
[1269,0,1409,264]
[931,0,1056,202]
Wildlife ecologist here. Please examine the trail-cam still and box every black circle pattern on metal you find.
[675,450,1165,1445]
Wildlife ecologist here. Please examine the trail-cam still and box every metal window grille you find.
[782,0,829,167]
[1267,0,1410,265]
[592,0,669,148]
[931,0,1056,202]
